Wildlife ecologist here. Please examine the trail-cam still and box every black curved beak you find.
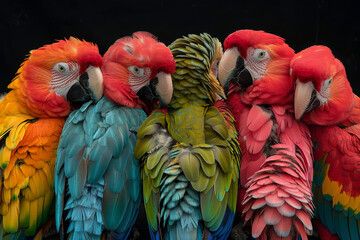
[66,66,103,110]
[137,72,173,108]
[225,56,253,94]
[137,77,160,102]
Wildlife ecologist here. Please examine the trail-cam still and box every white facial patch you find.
[51,62,80,98]
[128,66,151,93]
[317,77,332,105]
[245,47,271,81]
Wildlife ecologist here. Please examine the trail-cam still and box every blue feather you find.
[338,210,351,240]
[348,215,359,240]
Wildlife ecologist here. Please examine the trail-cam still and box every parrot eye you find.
[325,78,333,87]
[258,51,266,58]
[129,66,145,77]
[253,49,269,61]
[53,62,70,74]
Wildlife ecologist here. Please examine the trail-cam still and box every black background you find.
[0,0,358,239]
[1,0,359,95]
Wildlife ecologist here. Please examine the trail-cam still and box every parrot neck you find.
[0,90,32,118]
[338,94,360,127]
[166,104,206,145]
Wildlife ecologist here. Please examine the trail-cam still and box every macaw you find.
[0,38,103,239]
[55,32,175,240]
[291,45,360,240]
[218,30,314,239]
[134,33,240,240]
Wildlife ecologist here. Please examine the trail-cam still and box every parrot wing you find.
[134,109,173,240]
[203,99,240,239]
[311,123,360,240]
[1,91,64,237]
[240,104,314,239]
[55,97,147,237]
[172,105,238,239]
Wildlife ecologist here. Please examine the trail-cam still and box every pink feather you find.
[274,217,292,237]
[252,213,267,238]
[263,207,282,225]
[247,105,272,132]
[277,202,296,217]
[265,192,285,207]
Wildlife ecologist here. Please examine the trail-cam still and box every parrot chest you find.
[166,106,206,145]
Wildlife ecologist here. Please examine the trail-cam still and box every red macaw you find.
[0,37,103,239]
[291,45,360,240]
[218,30,314,239]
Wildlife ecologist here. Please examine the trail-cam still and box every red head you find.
[11,37,103,118]
[102,32,175,112]
[218,30,295,105]
[291,45,353,125]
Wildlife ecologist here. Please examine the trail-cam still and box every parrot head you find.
[218,30,295,105]
[290,45,353,125]
[102,32,175,113]
[168,33,225,109]
[11,37,103,118]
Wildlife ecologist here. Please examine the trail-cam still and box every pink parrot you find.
[218,30,314,239]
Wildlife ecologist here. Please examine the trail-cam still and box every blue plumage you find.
[55,97,147,239]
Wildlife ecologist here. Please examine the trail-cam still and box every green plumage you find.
[135,33,240,239]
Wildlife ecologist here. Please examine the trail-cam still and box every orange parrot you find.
[0,37,103,238]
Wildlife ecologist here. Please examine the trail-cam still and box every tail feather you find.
[243,147,313,240]
[65,180,104,240]
[161,155,203,240]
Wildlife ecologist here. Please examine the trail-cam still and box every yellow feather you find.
[0,202,9,215]
[322,172,343,206]
[19,177,29,189]
[24,199,38,236]
[19,198,30,228]
[22,187,34,201]
[333,190,351,208]
[345,195,360,214]
[36,196,44,229]
[42,162,54,188]
[11,187,20,200]
[41,190,53,226]
[15,164,26,187]
[0,147,11,169]
[29,172,42,198]
[3,198,19,233]
[2,188,11,204]
[20,164,36,177]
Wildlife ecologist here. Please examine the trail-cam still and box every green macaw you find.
[134,33,240,240]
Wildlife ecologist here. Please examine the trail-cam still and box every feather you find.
[251,213,266,238]
[68,159,87,199]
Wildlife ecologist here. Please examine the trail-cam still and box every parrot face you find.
[16,37,103,117]
[290,45,353,124]
[218,30,295,105]
[51,62,103,109]
[102,32,175,110]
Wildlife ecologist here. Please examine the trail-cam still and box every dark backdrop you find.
[0,0,358,239]
[1,0,359,95]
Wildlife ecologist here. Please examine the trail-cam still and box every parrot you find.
[134,33,240,240]
[217,30,314,239]
[54,32,175,240]
[0,37,103,239]
[291,45,360,240]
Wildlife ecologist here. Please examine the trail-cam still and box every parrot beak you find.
[218,47,252,94]
[218,47,240,93]
[155,72,173,106]
[294,80,319,120]
[66,65,103,109]
[137,72,173,107]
